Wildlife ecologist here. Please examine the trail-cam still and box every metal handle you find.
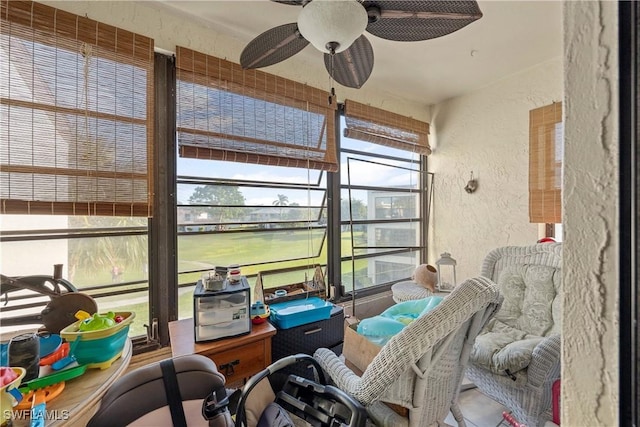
[219,359,239,377]
[1,274,61,297]
[304,327,322,335]
[236,354,327,427]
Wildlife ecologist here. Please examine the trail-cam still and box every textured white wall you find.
[428,59,563,280]
[563,1,619,425]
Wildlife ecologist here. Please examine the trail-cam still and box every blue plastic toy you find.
[251,301,266,316]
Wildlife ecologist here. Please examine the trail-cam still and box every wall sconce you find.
[464,171,478,194]
[436,252,457,292]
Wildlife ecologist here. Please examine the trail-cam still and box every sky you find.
[176,132,421,206]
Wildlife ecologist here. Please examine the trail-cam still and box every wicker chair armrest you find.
[367,401,409,427]
[527,333,561,388]
[313,347,373,403]
[315,277,501,408]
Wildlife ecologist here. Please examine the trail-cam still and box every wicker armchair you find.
[466,243,562,427]
[314,277,502,427]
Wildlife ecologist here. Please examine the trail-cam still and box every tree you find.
[285,202,304,221]
[341,198,368,233]
[273,194,289,220]
[341,198,367,221]
[188,185,246,223]
[272,194,289,206]
[67,216,147,285]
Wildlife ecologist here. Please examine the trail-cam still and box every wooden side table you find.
[169,319,276,385]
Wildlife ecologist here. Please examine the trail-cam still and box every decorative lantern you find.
[436,252,457,292]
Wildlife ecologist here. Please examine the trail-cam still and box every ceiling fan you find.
[240,0,483,89]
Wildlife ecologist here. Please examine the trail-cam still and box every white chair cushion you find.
[470,262,560,375]
[494,263,559,336]
[470,319,543,375]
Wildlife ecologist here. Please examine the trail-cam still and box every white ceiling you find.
[156,0,563,106]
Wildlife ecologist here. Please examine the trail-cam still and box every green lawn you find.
[177,229,327,276]
[72,229,369,337]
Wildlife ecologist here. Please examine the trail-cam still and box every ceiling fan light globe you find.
[297,0,367,54]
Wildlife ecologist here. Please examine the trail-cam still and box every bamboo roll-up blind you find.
[529,102,563,224]
[0,0,154,217]
[176,46,338,172]
[343,99,431,155]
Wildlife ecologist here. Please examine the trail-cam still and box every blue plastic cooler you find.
[269,297,333,329]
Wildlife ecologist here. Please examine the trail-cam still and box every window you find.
[0,1,153,337]
[339,99,431,294]
[1,1,154,216]
[554,223,563,242]
[340,135,426,292]
[176,161,328,316]
[0,9,433,345]
[175,47,337,172]
[175,47,334,312]
[374,195,417,219]
[375,228,416,246]
[0,215,150,337]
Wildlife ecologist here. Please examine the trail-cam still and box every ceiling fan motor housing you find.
[297,0,368,54]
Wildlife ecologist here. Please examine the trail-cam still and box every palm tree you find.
[272,194,289,207]
[67,216,147,286]
[273,194,289,220]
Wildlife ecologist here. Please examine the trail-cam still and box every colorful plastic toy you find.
[60,312,135,369]
[250,301,267,316]
[0,367,25,425]
[251,301,270,325]
[78,312,116,332]
[0,367,18,388]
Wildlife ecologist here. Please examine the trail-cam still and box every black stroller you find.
[88,352,365,427]
[203,354,367,427]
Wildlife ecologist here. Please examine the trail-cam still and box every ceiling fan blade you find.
[240,23,309,69]
[364,1,482,41]
[323,35,374,89]
[270,0,305,5]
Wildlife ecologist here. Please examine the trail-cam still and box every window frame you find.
[0,51,432,351]
[0,0,155,217]
[334,107,431,300]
